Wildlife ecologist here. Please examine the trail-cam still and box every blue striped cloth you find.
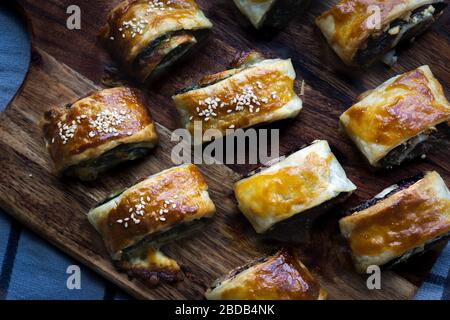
[0,6,129,300]
[0,6,449,300]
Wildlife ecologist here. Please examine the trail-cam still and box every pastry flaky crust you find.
[41,87,158,177]
[234,140,357,233]
[234,0,277,28]
[340,171,450,273]
[88,164,216,260]
[173,55,302,144]
[316,0,445,65]
[339,65,450,167]
[205,249,327,300]
[100,0,212,82]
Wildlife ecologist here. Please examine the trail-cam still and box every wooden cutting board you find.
[1,0,449,299]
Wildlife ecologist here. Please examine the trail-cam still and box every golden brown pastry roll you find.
[173,52,302,143]
[42,87,158,181]
[340,65,450,168]
[340,171,450,273]
[233,0,311,29]
[100,0,213,82]
[88,164,215,260]
[234,140,356,233]
[115,246,182,285]
[205,249,327,300]
[316,0,447,66]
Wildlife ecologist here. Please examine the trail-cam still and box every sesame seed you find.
[57,121,78,144]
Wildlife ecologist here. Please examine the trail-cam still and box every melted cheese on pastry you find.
[340,65,450,166]
[340,171,450,273]
[173,58,302,143]
[234,140,356,233]
[205,249,327,300]
[88,164,215,259]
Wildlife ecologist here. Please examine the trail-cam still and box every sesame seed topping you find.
[57,121,77,144]
[192,81,276,124]
[115,193,183,228]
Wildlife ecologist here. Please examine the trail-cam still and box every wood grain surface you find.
[0,0,449,299]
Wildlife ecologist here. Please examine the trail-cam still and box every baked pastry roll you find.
[340,65,450,168]
[316,0,447,66]
[340,171,450,273]
[100,0,213,82]
[233,0,311,29]
[173,52,302,143]
[88,164,215,284]
[205,249,327,300]
[88,164,215,260]
[234,140,357,233]
[42,87,158,181]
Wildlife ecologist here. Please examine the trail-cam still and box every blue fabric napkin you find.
[0,6,129,300]
[0,5,448,300]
